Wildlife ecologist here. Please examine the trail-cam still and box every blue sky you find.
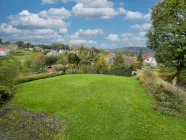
[0,0,158,49]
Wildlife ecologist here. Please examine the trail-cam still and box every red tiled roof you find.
[11,44,18,47]
[143,56,151,61]
[0,48,6,51]
[103,54,113,59]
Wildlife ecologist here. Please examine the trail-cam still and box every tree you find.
[137,49,143,63]
[0,38,3,44]
[15,41,24,48]
[43,49,51,55]
[96,55,107,72]
[42,55,59,66]
[147,0,186,85]
[30,59,47,74]
[23,42,31,48]
[67,52,80,65]
[113,53,126,67]
[4,41,11,45]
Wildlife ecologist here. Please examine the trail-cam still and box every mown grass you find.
[9,74,186,139]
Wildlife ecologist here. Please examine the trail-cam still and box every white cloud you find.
[0,23,65,43]
[138,31,147,37]
[124,11,143,20]
[144,13,151,21]
[121,33,133,41]
[70,28,104,38]
[69,39,97,45]
[59,28,68,34]
[42,0,58,4]
[9,10,68,29]
[106,34,120,41]
[72,3,126,19]
[120,32,146,43]
[79,29,104,36]
[130,23,151,31]
[124,11,151,21]
[67,0,126,19]
[70,32,80,39]
[39,7,71,19]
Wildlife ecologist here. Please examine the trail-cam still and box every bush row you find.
[15,72,65,84]
[137,71,186,118]
[81,66,133,76]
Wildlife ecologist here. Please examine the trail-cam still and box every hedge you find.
[108,67,133,76]
[15,72,65,84]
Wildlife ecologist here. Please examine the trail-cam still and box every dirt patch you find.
[0,104,65,140]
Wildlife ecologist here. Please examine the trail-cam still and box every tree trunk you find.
[172,72,180,86]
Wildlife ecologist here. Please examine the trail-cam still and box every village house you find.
[59,49,69,54]
[10,44,18,50]
[103,54,114,64]
[125,56,136,66]
[143,56,157,66]
[47,49,59,56]
[29,47,33,51]
[0,48,9,56]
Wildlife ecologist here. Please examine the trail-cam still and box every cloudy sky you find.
[0,0,158,49]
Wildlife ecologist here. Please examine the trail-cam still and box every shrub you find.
[15,72,65,84]
[67,52,80,65]
[30,59,48,74]
[138,71,186,116]
[9,50,24,56]
[179,69,186,84]
[81,65,97,74]
[0,85,11,100]
[34,53,44,59]
[0,59,18,89]
[42,55,59,66]
[66,68,83,74]
[108,66,133,76]
[54,65,67,72]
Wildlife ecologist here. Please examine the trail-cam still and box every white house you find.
[47,49,59,56]
[0,48,9,56]
[59,49,69,54]
[143,56,157,66]
[29,47,33,51]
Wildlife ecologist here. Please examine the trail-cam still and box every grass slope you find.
[13,75,186,139]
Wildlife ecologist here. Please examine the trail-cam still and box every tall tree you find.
[67,52,80,65]
[137,49,143,63]
[147,0,186,85]
[4,41,11,45]
[15,41,24,48]
[0,38,3,44]
[113,53,126,67]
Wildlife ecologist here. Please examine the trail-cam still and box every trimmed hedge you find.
[15,72,65,84]
[98,67,133,76]
[108,67,133,76]
[15,67,132,85]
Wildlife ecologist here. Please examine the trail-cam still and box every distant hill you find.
[106,47,154,56]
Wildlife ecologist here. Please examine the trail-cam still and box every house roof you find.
[0,48,6,51]
[11,44,18,47]
[103,54,113,59]
[143,56,151,61]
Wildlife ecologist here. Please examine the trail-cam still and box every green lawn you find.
[13,74,186,139]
